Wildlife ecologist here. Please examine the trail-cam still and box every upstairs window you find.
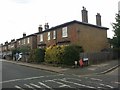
[53,30,56,39]
[18,41,20,45]
[24,39,26,44]
[40,34,43,42]
[27,38,30,44]
[48,32,50,40]
[62,27,68,38]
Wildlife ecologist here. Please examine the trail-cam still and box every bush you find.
[34,48,45,63]
[45,45,83,66]
[28,49,36,62]
[45,46,65,64]
[62,45,83,65]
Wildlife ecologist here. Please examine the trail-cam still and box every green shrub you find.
[45,45,83,66]
[62,45,83,65]
[28,49,36,62]
[34,48,45,63]
[45,46,65,64]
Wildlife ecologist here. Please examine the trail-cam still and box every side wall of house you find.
[74,23,108,52]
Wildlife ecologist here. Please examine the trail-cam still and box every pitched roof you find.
[35,20,109,34]
[17,34,36,41]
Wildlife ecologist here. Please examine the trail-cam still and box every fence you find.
[80,52,117,65]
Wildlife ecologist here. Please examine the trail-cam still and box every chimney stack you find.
[23,33,26,37]
[96,13,101,26]
[81,6,88,23]
[44,23,49,30]
[5,41,8,45]
[38,25,43,32]
[11,39,15,42]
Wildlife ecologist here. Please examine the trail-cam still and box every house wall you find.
[37,23,108,52]
[74,23,108,52]
[17,35,37,50]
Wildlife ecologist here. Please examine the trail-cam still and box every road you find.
[1,59,120,90]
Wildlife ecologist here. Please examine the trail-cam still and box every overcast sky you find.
[0,0,119,44]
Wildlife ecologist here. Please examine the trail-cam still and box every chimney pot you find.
[44,23,49,30]
[11,39,15,42]
[96,13,101,26]
[23,33,26,37]
[38,25,43,32]
[5,41,8,45]
[81,6,88,23]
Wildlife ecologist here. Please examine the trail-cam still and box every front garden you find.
[12,45,84,66]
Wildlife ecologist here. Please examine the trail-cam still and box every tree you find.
[112,13,120,58]
[112,14,120,48]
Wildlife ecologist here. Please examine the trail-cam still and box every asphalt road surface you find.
[1,59,120,90]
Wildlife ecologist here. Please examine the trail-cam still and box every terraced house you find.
[16,33,37,50]
[0,7,109,59]
[36,7,109,52]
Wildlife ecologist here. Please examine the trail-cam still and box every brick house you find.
[1,7,109,54]
[7,39,17,51]
[1,41,9,58]
[16,33,37,50]
[36,7,109,52]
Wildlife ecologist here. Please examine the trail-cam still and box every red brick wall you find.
[36,23,108,52]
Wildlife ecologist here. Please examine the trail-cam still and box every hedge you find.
[28,48,45,63]
[45,45,83,65]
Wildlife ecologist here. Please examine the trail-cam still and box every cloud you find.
[11,0,32,4]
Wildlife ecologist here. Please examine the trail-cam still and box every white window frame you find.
[40,34,43,42]
[53,30,56,39]
[18,41,20,45]
[22,40,24,45]
[48,32,50,40]
[5,46,6,50]
[62,27,68,38]
[8,45,11,49]
[27,38,30,44]
[24,39,26,44]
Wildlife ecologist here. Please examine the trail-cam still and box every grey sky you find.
[0,0,119,44]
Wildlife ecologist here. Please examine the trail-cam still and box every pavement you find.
[2,59,120,76]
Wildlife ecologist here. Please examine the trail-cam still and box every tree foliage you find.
[112,14,120,48]
[45,45,84,65]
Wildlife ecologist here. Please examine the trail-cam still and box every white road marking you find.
[24,84,36,90]
[38,82,53,90]
[23,76,44,80]
[106,85,114,88]
[1,74,64,84]
[90,78,102,81]
[45,79,72,88]
[97,87,103,88]
[15,85,25,90]
[100,83,114,88]
[1,79,21,84]
[66,78,81,82]
[115,82,120,84]
[59,78,95,89]
[59,84,71,88]
[30,83,41,88]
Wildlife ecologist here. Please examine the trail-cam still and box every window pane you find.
[24,39,26,44]
[28,38,30,44]
[40,34,43,42]
[53,31,56,39]
[62,27,68,37]
[48,32,50,40]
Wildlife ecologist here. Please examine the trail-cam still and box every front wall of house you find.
[37,23,108,53]
[31,36,37,49]
[17,36,37,50]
